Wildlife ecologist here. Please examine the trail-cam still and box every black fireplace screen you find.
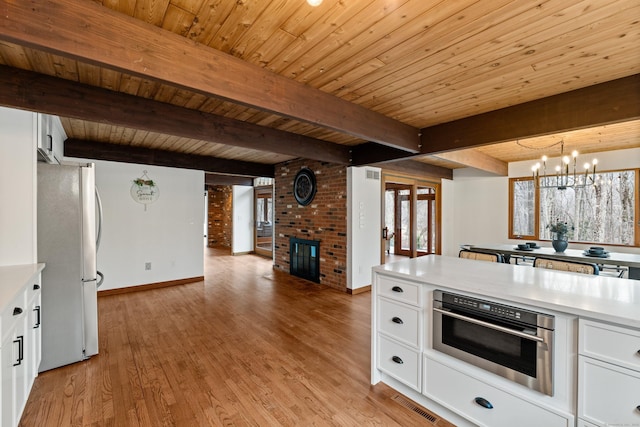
[290,237,320,283]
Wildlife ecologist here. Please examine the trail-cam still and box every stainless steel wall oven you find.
[433,290,555,396]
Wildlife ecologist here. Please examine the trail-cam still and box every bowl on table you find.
[526,242,540,249]
[588,246,605,255]
[517,243,530,250]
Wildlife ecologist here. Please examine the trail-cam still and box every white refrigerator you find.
[37,162,103,372]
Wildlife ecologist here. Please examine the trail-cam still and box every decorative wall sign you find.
[293,168,317,206]
[130,170,159,210]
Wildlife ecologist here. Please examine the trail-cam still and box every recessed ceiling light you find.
[307,0,323,6]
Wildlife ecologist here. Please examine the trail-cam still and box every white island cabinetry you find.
[0,265,44,427]
[578,319,640,427]
[375,275,423,392]
[372,255,640,427]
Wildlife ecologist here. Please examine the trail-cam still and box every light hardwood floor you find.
[19,247,453,426]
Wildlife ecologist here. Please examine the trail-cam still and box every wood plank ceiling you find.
[0,0,638,178]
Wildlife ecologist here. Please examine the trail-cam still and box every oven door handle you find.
[433,307,544,343]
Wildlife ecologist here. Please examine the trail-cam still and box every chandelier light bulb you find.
[541,155,548,162]
[555,165,561,172]
[562,155,570,164]
[307,0,323,6]
[572,150,579,158]
[584,163,590,170]
[592,158,598,165]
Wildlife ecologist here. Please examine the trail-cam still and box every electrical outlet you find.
[145,262,151,270]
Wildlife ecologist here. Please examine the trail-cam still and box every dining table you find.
[469,243,640,280]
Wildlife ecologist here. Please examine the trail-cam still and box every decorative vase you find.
[552,233,568,253]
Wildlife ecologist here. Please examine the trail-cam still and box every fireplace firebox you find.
[290,237,320,283]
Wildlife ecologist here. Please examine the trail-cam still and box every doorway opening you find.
[383,175,440,263]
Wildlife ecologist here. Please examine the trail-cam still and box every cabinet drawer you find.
[377,334,421,391]
[578,356,640,426]
[378,297,421,348]
[577,419,599,427]
[1,289,27,342]
[423,356,572,427]
[377,276,421,306]
[579,319,640,371]
[25,275,41,304]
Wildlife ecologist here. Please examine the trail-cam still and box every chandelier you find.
[531,141,598,190]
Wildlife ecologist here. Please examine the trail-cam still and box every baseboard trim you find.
[98,276,204,297]
[348,285,371,295]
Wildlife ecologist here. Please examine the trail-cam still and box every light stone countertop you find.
[0,263,45,313]
[373,255,640,328]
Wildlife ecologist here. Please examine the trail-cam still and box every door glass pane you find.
[417,187,435,254]
[256,194,273,251]
[385,190,395,254]
[399,189,410,250]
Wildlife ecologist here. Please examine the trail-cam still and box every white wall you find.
[443,147,640,256]
[347,166,382,290]
[72,159,205,291]
[232,185,254,254]
[446,168,509,256]
[0,107,37,266]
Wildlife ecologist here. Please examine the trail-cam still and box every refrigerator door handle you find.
[95,187,103,251]
[97,271,104,288]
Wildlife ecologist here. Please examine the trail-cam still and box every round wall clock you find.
[293,168,317,206]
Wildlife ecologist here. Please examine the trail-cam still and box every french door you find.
[254,186,273,258]
[383,176,440,260]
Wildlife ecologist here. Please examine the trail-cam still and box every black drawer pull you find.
[391,356,404,364]
[392,316,404,324]
[637,405,640,412]
[33,284,40,290]
[391,286,403,293]
[474,397,493,409]
[13,307,23,316]
[13,335,24,366]
[34,305,41,328]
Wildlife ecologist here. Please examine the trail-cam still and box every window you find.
[510,169,638,246]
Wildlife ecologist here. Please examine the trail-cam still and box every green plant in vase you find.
[548,221,573,253]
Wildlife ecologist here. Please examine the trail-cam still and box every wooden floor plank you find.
[20,247,454,426]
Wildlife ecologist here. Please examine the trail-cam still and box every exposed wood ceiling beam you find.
[0,65,350,164]
[420,74,640,154]
[431,149,508,176]
[350,142,416,166]
[65,139,274,178]
[375,160,453,180]
[205,174,254,187]
[0,0,420,153]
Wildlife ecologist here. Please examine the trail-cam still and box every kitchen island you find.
[372,255,640,427]
[0,263,45,427]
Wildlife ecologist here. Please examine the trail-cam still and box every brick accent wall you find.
[273,160,347,291]
[207,185,232,248]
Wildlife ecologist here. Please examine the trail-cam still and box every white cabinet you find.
[0,266,43,427]
[374,276,423,392]
[423,355,572,427]
[578,319,640,427]
[35,113,65,164]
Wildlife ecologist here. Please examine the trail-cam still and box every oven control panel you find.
[451,295,522,320]
[436,291,547,326]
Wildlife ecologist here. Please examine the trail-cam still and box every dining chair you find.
[459,249,505,263]
[533,257,599,275]
[597,264,627,278]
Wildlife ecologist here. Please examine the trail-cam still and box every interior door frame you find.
[254,185,274,258]
[381,172,442,263]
